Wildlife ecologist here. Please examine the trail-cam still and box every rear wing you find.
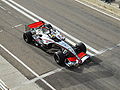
[25,21,45,31]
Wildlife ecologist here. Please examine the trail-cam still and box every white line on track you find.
[0,44,39,77]
[6,0,99,54]
[25,68,63,84]
[0,44,57,90]
[97,42,120,54]
[75,0,120,21]
[0,30,3,33]
[7,11,11,14]
[13,68,63,90]
[0,79,9,90]
[1,0,38,22]
[12,68,63,90]
[0,5,6,10]
[12,24,22,28]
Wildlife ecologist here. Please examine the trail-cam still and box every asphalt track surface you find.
[0,0,120,90]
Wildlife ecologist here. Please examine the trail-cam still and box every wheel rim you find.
[24,35,28,42]
[25,38,28,42]
[55,54,60,63]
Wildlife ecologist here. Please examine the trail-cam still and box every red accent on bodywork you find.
[78,52,87,58]
[42,27,47,29]
[67,52,87,62]
[28,21,45,28]
[67,57,77,61]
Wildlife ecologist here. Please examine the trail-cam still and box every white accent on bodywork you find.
[56,41,75,53]
[81,55,89,63]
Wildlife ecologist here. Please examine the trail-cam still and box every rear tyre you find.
[75,42,86,53]
[54,51,65,65]
[23,32,32,43]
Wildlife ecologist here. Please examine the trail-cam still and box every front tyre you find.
[75,42,86,53]
[54,51,65,65]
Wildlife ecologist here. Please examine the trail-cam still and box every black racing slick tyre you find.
[54,51,65,65]
[75,42,86,53]
[23,32,32,43]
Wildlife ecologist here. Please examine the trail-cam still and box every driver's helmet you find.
[42,24,53,34]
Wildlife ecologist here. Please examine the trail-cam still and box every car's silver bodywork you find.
[23,22,90,67]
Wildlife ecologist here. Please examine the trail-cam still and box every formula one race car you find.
[23,21,90,67]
